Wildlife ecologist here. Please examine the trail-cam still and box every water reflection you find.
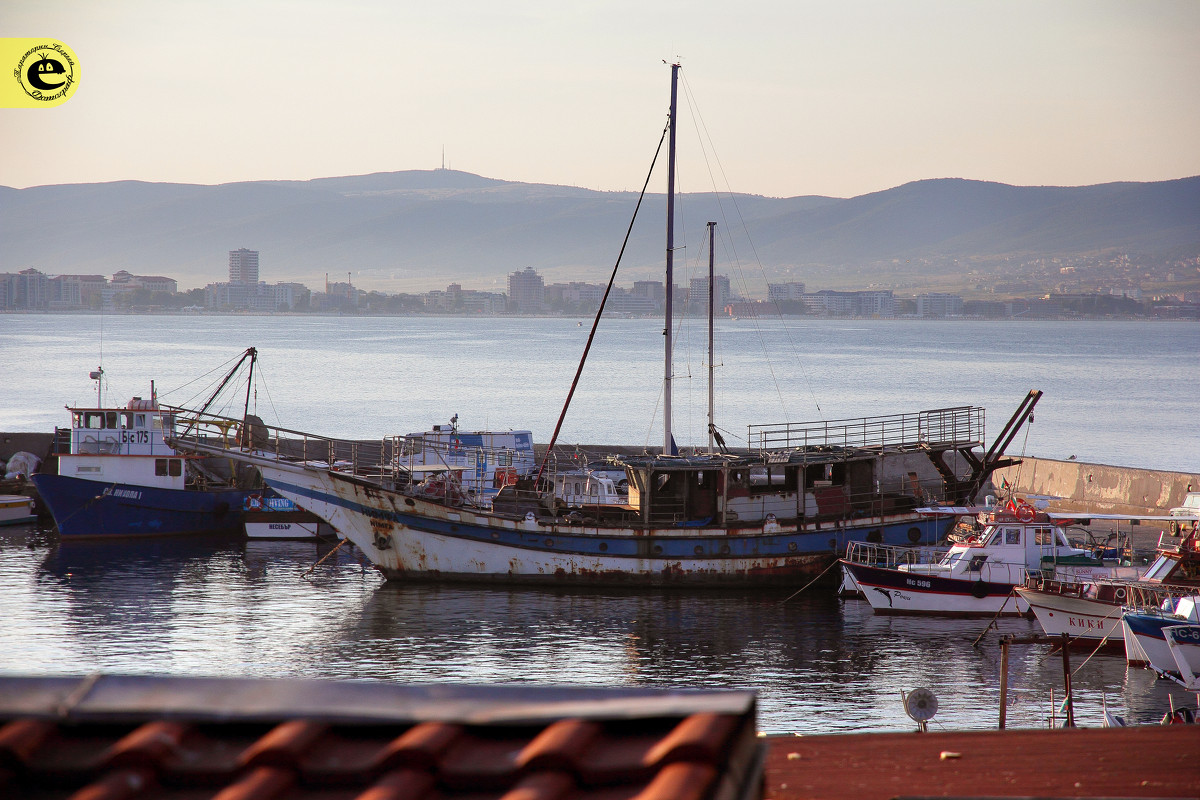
[0,528,1194,733]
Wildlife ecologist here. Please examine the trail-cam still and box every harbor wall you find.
[1,433,53,466]
[5,432,1196,518]
[991,456,1199,517]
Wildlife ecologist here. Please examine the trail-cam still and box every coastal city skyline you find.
[5,247,1195,319]
[2,3,1198,199]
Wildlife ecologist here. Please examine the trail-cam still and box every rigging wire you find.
[678,70,825,420]
[537,117,671,480]
[158,351,247,407]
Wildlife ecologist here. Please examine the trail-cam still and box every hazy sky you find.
[2,1,1198,198]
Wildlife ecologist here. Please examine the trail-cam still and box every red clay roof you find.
[0,675,763,799]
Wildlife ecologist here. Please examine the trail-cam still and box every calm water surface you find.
[2,315,1197,733]
[1,314,1197,471]
[0,523,1193,733]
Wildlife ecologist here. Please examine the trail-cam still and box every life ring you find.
[1114,587,1126,602]
[245,493,264,511]
[1016,505,1035,523]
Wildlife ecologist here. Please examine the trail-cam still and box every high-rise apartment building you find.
[507,267,545,313]
[229,249,259,284]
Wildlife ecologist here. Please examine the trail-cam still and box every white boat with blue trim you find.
[842,502,1142,616]
[168,65,1031,587]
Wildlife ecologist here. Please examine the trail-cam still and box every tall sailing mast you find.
[663,62,679,456]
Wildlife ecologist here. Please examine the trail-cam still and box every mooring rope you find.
[781,556,841,603]
[302,537,349,578]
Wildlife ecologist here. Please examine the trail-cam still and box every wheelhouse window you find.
[155,458,183,477]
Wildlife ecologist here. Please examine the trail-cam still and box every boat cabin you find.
[553,470,627,508]
[612,448,896,527]
[901,512,1102,584]
[392,425,535,503]
[68,397,175,457]
[57,398,189,491]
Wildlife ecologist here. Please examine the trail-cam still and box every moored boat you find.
[31,352,262,539]
[842,501,1139,617]
[0,495,36,526]
[1121,596,1200,674]
[168,66,1033,587]
[1161,623,1200,689]
[242,493,337,540]
[1016,507,1200,657]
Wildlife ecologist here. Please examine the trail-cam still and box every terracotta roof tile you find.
[373,721,466,772]
[0,675,762,800]
[238,720,329,768]
[643,712,738,766]
[104,720,192,769]
[515,718,602,772]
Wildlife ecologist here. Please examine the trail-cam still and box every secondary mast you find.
[707,220,716,454]
[663,62,679,455]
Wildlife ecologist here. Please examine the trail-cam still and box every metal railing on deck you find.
[168,407,396,483]
[748,406,985,453]
[844,540,950,569]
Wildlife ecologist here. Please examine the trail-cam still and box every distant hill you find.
[2,170,1197,292]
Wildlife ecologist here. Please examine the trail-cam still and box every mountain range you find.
[2,170,1197,293]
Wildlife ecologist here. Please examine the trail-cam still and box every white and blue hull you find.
[259,461,954,586]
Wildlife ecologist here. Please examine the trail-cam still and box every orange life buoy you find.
[1017,505,1035,523]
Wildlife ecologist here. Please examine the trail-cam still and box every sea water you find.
[1,314,1197,732]
[0,527,1194,732]
[2,314,1197,471]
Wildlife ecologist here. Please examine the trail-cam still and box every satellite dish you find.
[904,688,939,724]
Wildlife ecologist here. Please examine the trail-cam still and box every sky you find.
[2,0,1198,199]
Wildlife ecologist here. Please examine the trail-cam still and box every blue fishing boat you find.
[32,351,260,538]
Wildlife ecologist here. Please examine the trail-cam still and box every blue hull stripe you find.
[1123,613,1181,643]
[270,475,953,559]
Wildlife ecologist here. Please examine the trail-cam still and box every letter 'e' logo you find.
[3,38,81,107]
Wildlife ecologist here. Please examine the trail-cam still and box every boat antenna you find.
[533,96,672,485]
[90,365,104,407]
[663,61,679,456]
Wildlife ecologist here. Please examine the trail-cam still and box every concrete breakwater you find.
[992,456,1199,518]
[5,431,1196,518]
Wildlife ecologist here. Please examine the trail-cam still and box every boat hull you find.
[1015,585,1127,650]
[1122,613,1194,675]
[259,464,954,586]
[31,473,247,538]
[243,511,335,540]
[842,561,1029,617]
[1163,625,1200,687]
[0,495,37,526]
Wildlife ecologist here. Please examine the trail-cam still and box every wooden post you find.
[999,637,1010,730]
[1060,633,1074,727]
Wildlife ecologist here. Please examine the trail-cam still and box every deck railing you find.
[747,405,985,453]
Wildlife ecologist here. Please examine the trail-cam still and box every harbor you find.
[2,314,1198,795]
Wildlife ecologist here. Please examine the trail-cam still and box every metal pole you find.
[663,62,678,455]
[707,221,716,454]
